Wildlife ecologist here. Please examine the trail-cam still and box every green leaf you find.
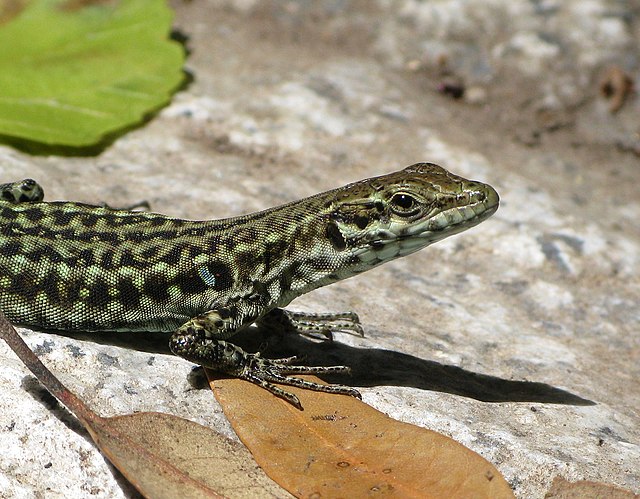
[0,0,185,148]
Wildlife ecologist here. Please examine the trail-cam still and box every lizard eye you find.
[390,193,419,215]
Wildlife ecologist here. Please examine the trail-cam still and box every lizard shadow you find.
[247,328,594,406]
[56,326,594,406]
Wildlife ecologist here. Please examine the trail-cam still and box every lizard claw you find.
[239,353,362,408]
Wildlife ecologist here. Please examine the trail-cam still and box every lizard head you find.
[324,162,499,265]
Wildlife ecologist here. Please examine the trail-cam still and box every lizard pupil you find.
[391,193,415,210]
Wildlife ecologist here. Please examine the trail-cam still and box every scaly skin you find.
[0,163,499,407]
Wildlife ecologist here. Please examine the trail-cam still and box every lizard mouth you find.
[412,188,499,236]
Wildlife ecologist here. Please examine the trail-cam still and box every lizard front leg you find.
[169,310,361,409]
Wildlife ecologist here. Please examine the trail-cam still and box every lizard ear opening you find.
[325,222,347,251]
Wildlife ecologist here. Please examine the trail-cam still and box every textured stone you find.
[1,1,638,497]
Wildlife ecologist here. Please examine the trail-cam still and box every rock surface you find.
[1,1,638,497]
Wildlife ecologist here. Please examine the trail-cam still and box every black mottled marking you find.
[103,216,122,227]
[186,227,208,237]
[149,217,167,227]
[47,248,65,264]
[128,231,147,243]
[118,214,143,225]
[354,215,369,230]
[104,215,143,228]
[92,231,120,243]
[55,229,78,241]
[65,278,83,303]
[248,280,269,304]
[40,273,61,303]
[264,239,289,274]
[206,236,220,254]
[152,230,180,240]
[222,236,237,253]
[23,208,46,223]
[234,250,257,270]
[87,277,112,308]
[52,210,74,226]
[217,307,232,319]
[142,274,171,302]
[173,268,208,295]
[283,260,303,283]
[286,238,299,257]
[77,248,95,266]
[0,207,18,220]
[141,246,158,260]
[100,249,116,269]
[120,249,147,269]
[27,247,64,264]
[37,225,114,244]
[374,201,384,212]
[8,272,34,296]
[206,261,233,291]
[307,255,332,271]
[13,225,56,240]
[117,277,141,309]
[0,241,22,257]
[325,222,346,251]
[80,213,100,227]
[159,245,186,265]
[278,271,293,295]
[188,245,205,259]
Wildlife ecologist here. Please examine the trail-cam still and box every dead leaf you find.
[86,412,288,498]
[545,476,639,498]
[210,373,514,499]
[0,313,287,498]
[599,66,634,113]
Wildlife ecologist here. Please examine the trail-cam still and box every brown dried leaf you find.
[87,412,288,499]
[545,476,639,498]
[599,66,634,113]
[0,314,286,498]
[210,373,514,499]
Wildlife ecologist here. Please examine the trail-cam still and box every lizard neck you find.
[217,194,357,312]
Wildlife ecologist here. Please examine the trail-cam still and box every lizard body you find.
[0,163,498,407]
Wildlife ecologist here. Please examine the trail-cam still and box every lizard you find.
[0,163,499,408]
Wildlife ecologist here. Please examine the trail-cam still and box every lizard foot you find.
[169,327,361,409]
[259,308,364,342]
